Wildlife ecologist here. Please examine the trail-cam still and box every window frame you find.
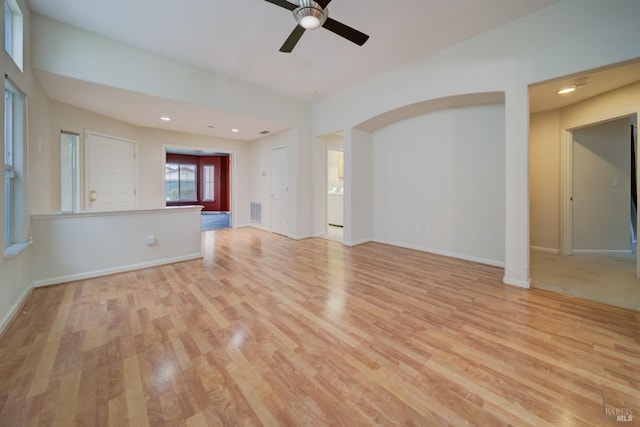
[4,76,26,256]
[60,131,79,213]
[3,0,23,71]
[201,163,215,202]
[165,162,198,202]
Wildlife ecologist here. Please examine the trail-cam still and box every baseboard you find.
[572,249,633,255]
[292,235,314,240]
[242,223,271,233]
[344,238,372,247]
[503,275,531,288]
[240,224,316,241]
[530,246,560,254]
[31,253,202,288]
[0,285,34,338]
[373,238,505,268]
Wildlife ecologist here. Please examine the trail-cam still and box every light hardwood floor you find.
[1,228,639,426]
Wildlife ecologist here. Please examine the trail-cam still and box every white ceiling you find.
[27,0,637,141]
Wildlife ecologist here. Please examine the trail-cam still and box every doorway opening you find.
[164,147,233,231]
[327,149,344,242]
[532,115,639,310]
[566,117,635,256]
[528,60,640,310]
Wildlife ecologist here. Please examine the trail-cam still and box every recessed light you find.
[160,116,171,121]
[231,128,239,133]
[557,77,588,95]
[557,86,576,95]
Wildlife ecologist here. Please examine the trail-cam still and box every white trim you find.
[0,284,32,336]
[291,234,313,240]
[344,238,372,247]
[31,253,202,288]
[502,276,531,288]
[572,249,633,255]
[244,223,271,233]
[560,129,573,255]
[31,205,202,221]
[530,246,560,254]
[373,238,505,268]
[3,237,32,257]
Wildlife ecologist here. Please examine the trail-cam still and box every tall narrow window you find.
[165,162,197,201]
[4,2,12,55]
[3,0,23,70]
[4,77,25,251]
[60,132,79,212]
[202,164,215,201]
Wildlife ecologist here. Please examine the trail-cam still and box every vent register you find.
[251,202,262,223]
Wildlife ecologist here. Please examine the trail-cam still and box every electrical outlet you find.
[425,225,432,233]
[415,225,422,233]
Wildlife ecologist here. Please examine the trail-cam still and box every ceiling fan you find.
[264,0,370,53]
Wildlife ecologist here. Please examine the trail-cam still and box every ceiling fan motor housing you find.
[294,0,327,29]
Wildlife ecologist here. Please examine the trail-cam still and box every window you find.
[4,77,25,252]
[4,0,23,70]
[202,164,215,201]
[60,132,79,212]
[165,163,196,201]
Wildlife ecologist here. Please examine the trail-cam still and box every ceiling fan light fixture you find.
[294,0,326,30]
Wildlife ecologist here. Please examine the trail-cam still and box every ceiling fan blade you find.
[280,25,306,53]
[264,0,297,11]
[316,0,332,8]
[322,17,369,46]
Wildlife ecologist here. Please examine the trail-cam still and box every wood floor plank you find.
[1,228,639,426]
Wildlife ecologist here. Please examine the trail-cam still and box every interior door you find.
[271,147,289,236]
[85,132,136,211]
[572,117,631,253]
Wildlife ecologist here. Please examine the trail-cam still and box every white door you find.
[271,147,289,236]
[572,118,631,252]
[85,132,136,211]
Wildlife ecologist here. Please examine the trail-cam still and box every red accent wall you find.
[166,153,230,212]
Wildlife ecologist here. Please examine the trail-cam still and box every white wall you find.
[372,105,505,265]
[529,110,560,252]
[30,15,309,128]
[344,129,373,245]
[31,207,202,286]
[248,129,302,236]
[312,0,640,287]
[0,0,52,332]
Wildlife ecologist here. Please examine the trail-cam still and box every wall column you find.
[344,129,373,246]
[503,79,531,287]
